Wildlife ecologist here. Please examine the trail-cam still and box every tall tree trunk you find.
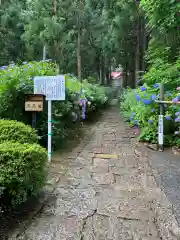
[100,53,105,85]
[141,16,146,72]
[53,0,57,15]
[123,61,128,88]
[77,16,81,80]
[135,18,140,85]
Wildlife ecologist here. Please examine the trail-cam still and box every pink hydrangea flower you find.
[176,87,180,91]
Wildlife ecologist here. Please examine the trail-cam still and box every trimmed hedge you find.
[0,120,39,144]
[0,142,47,207]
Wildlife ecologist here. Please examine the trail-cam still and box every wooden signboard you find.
[25,94,45,112]
[25,101,43,112]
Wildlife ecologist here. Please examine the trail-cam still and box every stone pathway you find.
[12,107,180,239]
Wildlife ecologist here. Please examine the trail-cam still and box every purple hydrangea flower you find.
[165,115,171,120]
[172,97,179,103]
[82,113,86,119]
[142,99,152,105]
[148,119,153,124]
[175,117,180,122]
[175,131,179,135]
[175,112,180,116]
[140,86,146,92]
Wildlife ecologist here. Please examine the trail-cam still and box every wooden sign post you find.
[25,94,45,128]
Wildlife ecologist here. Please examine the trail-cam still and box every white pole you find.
[43,45,52,162]
[48,100,52,162]
[43,46,46,61]
[158,114,163,150]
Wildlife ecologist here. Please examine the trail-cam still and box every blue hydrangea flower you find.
[165,115,171,120]
[175,131,179,135]
[142,99,152,105]
[151,108,155,112]
[153,83,159,89]
[129,116,133,121]
[0,66,8,70]
[23,61,27,64]
[140,86,146,92]
[151,94,156,101]
[131,112,135,116]
[135,94,140,101]
[148,119,153,124]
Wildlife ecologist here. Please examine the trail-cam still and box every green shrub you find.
[0,62,109,150]
[0,120,39,144]
[0,142,47,207]
[121,84,180,147]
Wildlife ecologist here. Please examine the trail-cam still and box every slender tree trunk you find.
[141,16,146,72]
[123,61,128,87]
[100,53,105,85]
[77,17,81,80]
[53,0,57,15]
[135,18,140,85]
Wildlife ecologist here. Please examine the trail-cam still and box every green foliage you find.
[143,57,180,88]
[0,120,39,144]
[121,84,180,147]
[0,141,47,207]
[0,61,109,149]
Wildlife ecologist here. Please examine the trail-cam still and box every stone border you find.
[135,144,180,240]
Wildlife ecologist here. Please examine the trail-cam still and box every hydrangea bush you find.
[121,84,180,146]
[0,61,109,150]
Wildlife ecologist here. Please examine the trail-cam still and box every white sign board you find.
[33,75,65,101]
[158,115,163,145]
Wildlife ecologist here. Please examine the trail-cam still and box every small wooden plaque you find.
[25,101,43,112]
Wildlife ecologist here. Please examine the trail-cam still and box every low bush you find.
[121,84,180,147]
[0,120,39,144]
[0,142,47,207]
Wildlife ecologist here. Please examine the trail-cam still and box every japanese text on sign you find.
[158,115,163,145]
[25,101,43,112]
[33,75,65,101]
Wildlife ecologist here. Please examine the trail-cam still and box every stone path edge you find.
[135,143,180,240]
[8,123,97,240]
